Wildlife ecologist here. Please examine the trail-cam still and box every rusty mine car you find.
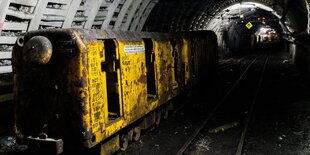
[12,29,217,154]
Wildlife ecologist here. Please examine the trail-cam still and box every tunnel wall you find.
[286,0,310,79]
[293,36,310,78]
[143,0,309,63]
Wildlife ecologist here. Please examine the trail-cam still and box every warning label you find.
[124,45,145,54]
[245,22,253,29]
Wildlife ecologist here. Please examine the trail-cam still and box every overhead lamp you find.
[259,27,268,33]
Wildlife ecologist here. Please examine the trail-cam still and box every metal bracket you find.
[27,136,63,154]
[57,40,76,54]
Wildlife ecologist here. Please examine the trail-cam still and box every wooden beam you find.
[84,0,105,29]
[0,81,13,87]
[40,21,63,27]
[6,9,34,20]
[136,1,157,31]
[3,22,28,31]
[0,36,16,44]
[44,8,68,16]
[49,0,71,4]
[41,15,65,21]
[0,66,12,74]
[129,0,151,31]
[101,0,121,29]
[0,93,13,103]
[121,0,143,31]
[114,0,133,30]
[0,52,12,59]
[10,0,38,7]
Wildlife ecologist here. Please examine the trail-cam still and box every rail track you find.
[176,56,269,155]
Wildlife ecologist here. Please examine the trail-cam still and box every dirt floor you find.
[115,52,310,155]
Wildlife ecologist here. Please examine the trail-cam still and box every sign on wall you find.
[245,22,253,29]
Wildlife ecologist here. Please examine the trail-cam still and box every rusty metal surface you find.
[13,28,87,153]
[12,28,218,153]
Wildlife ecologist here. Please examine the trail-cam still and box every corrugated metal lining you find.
[0,0,159,74]
[144,0,308,32]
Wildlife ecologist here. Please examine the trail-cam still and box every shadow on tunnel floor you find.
[118,51,310,155]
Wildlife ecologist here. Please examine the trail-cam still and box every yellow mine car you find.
[12,29,217,154]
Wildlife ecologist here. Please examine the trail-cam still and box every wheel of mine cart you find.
[162,106,169,119]
[155,111,161,125]
[120,134,129,151]
[133,127,141,141]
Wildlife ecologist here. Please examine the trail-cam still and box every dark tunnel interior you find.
[0,0,310,154]
[137,0,310,154]
[143,0,310,80]
[144,0,309,60]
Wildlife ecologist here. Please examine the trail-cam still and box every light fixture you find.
[260,27,268,33]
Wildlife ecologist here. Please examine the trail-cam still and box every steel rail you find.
[176,57,258,155]
[173,56,251,117]
[235,56,269,155]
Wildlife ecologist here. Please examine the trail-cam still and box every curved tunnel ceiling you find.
[0,0,158,53]
[204,3,284,35]
[0,0,308,33]
[0,0,159,32]
[209,3,286,53]
[0,0,309,54]
[144,0,309,34]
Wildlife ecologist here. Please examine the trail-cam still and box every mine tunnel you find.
[0,0,309,154]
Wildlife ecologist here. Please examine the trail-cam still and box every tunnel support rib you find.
[306,0,310,34]
[114,0,134,30]
[136,0,158,31]
[84,0,105,29]
[101,0,122,29]
[129,0,151,31]
[62,0,83,28]
[122,0,143,31]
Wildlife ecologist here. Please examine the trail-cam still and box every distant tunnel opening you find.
[203,3,288,57]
